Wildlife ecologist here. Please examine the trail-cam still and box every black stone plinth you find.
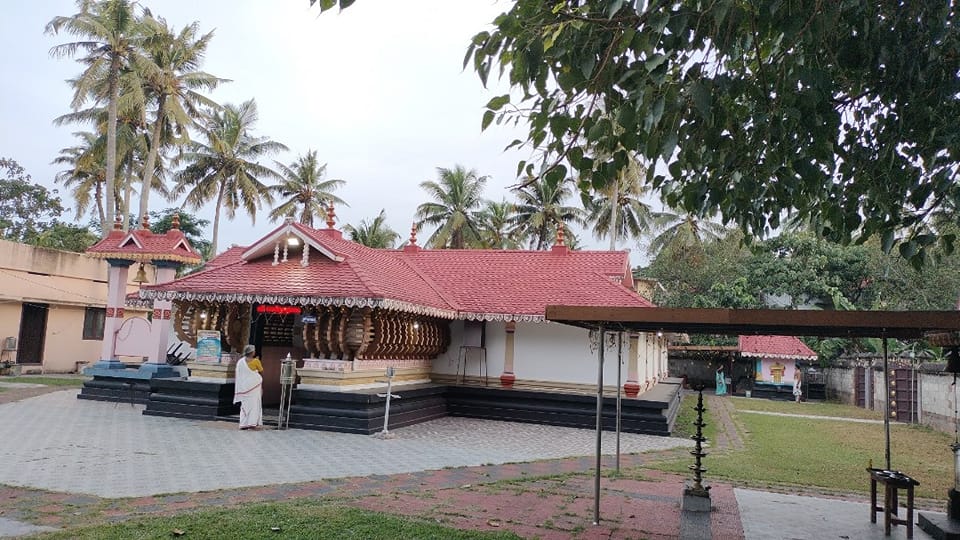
[78,374,153,405]
[446,379,682,436]
[290,384,447,434]
[135,377,682,436]
[919,511,960,540]
[143,379,239,420]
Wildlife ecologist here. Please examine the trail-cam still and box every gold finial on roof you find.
[555,222,565,246]
[113,215,123,230]
[409,222,418,246]
[171,212,181,230]
[326,202,336,228]
[141,214,150,230]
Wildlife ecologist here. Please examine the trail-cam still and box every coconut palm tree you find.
[53,131,106,224]
[475,199,520,249]
[511,175,585,250]
[173,99,287,255]
[344,210,400,248]
[54,99,152,230]
[135,14,224,222]
[586,155,655,249]
[47,0,145,236]
[648,210,726,259]
[268,150,347,227]
[415,165,487,249]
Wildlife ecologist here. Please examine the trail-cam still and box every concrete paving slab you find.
[0,389,692,498]
[737,488,936,539]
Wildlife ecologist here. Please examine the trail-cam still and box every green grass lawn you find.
[35,502,520,540]
[672,394,718,443]
[655,397,953,499]
[732,396,885,420]
[1,376,87,387]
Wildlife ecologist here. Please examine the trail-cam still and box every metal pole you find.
[883,336,891,471]
[594,326,605,526]
[382,375,393,434]
[616,332,623,474]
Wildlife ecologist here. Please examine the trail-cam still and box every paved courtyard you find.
[0,384,949,538]
[0,389,691,498]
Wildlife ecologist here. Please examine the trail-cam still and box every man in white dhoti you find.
[234,345,263,430]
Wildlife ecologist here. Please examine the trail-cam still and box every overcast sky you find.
[2,1,650,261]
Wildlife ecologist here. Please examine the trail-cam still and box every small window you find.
[83,307,106,340]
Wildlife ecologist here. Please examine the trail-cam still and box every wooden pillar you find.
[500,321,517,387]
[624,332,641,397]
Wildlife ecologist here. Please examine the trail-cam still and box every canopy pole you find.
[594,326,605,525]
[883,335,891,471]
[616,332,623,474]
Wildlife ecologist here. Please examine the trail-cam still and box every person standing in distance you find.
[234,345,263,430]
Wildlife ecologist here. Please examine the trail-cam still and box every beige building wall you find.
[0,239,145,373]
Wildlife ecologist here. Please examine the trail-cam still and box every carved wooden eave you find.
[139,290,459,320]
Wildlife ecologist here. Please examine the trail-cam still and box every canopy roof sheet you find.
[545,306,960,339]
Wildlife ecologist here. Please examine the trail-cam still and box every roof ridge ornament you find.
[552,222,568,253]
[404,221,420,253]
[326,202,336,229]
[113,215,123,230]
[141,214,150,230]
[171,212,181,230]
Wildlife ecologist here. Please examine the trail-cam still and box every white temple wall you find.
[433,320,660,389]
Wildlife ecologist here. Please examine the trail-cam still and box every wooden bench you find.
[868,468,920,538]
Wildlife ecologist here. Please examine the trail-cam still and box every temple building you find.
[83,213,681,435]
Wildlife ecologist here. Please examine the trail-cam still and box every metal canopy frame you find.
[546,306,960,526]
[545,306,960,338]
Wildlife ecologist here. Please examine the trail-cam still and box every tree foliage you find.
[32,223,99,253]
[269,150,347,227]
[0,158,66,244]
[344,209,400,249]
[173,99,287,255]
[47,0,145,235]
[464,0,960,267]
[415,165,487,249]
[148,207,212,260]
[510,174,585,250]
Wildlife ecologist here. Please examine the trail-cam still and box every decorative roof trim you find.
[87,251,201,264]
[459,312,546,323]
[740,351,818,360]
[242,224,343,263]
[138,289,457,319]
[119,233,144,249]
[125,296,154,309]
[87,251,203,264]
[136,289,556,323]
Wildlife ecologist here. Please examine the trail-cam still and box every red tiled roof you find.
[204,245,246,269]
[398,248,653,316]
[87,227,201,264]
[738,335,817,359]
[142,223,653,320]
